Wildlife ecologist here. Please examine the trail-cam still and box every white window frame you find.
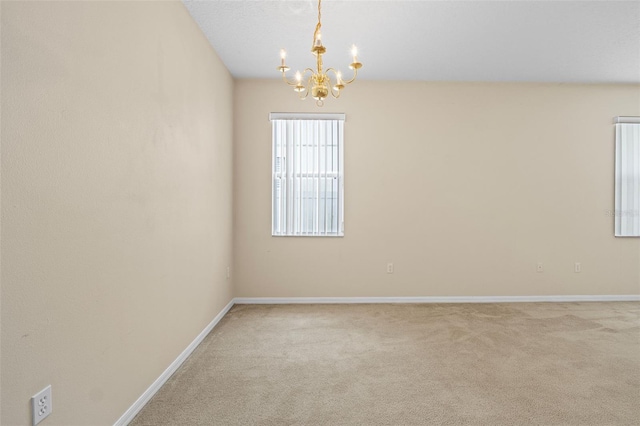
[270,113,345,237]
[614,116,640,237]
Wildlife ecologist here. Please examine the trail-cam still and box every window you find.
[270,113,344,236]
[614,116,640,237]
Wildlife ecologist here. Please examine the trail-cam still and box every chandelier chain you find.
[313,0,322,47]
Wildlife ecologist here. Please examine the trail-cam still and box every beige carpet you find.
[131,302,640,425]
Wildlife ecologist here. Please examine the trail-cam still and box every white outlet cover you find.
[31,385,52,425]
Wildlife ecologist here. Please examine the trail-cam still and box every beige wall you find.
[234,80,640,298]
[2,1,639,423]
[1,1,233,424]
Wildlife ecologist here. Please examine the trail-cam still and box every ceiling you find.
[183,0,640,84]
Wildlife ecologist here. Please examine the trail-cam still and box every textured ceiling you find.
[183,0,640,84]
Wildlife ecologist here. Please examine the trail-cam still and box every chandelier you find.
[277,0,362,107]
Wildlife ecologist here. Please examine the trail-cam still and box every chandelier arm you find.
[300,68,315,90]
[342,67,359,85]
[297,79,310,100]
[326,68,343,83]
[281,72,300,87]
[330,84,341,99]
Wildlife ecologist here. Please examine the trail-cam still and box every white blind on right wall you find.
[615,117,640,237]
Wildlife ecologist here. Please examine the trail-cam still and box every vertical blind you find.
[614,117,640,237]
[270,113,345,236]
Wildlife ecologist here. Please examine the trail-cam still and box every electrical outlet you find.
[31,385,52,425]
[536,262,543,272]
[386,263,394,274]
[226,266,230,279]
[575,262,581,273]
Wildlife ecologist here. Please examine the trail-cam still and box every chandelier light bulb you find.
[351,45,358,61]
[333,71,345,92]
[280,49,286,60]
[295,71,302,82]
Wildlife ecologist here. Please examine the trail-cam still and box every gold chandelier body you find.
[277,0,362,107]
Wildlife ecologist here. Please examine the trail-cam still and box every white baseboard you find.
[113,299,235,426]
[234,295,640,304]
